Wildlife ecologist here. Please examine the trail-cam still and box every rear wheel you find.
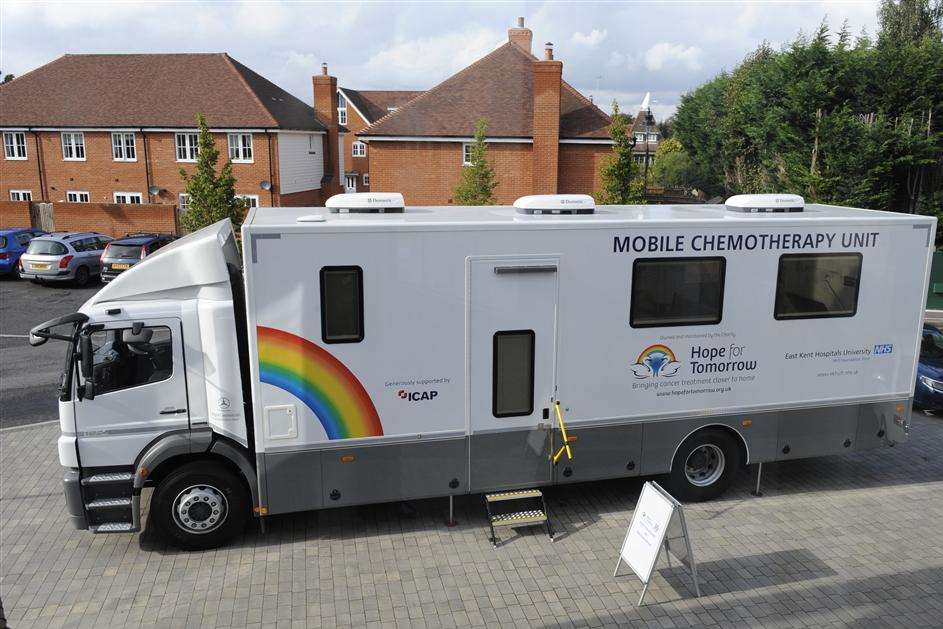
[73,266,89,287]
[150,461,249,550]
[666,429,741,502]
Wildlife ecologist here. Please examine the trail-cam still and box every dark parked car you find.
[915,323,943,412]
[0,228,47,276]
[100,233,176,283]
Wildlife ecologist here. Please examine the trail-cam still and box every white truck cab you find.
[31,195,934,550]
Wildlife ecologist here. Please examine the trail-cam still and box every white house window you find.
[111,132,136,161]
[634,132,646,144]
[362,173,370,187]
[237,194,259,208]
[114,192,143,204]
[66,191,90,203]
[175,133,199,162]
[462,143,473,166]
[648,133,658,143]
[352,141,366,158]
[61,132,85,160]
[337,92,347,125]
[228,133,253,162]
[178,194,190,211]
[345,175,357,192]
[9,190,32,201]
[3,132,27,159]
[308,134,318,153]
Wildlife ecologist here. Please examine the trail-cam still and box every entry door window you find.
[345,175,357,192]
[492,330,535,418]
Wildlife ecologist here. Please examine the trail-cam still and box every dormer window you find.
[648,133,658,143]
[634,132,646,144]
[337,92,347,125]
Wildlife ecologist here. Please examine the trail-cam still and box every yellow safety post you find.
[551,401,575,465]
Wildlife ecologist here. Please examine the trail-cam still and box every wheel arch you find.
[669,423,750,471]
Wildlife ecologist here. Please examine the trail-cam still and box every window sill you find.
[113,158,138,163]
[63,157,86,162]
[176,159,197,163]
[231,159,254,164]
[4,156,27,161]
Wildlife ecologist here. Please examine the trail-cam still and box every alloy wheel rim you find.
[684,444,725,487]
[172,484,228,534]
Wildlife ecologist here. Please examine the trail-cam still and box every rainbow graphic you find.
[257,326,383,439]
[635,344,676,365]
[631,344,681,379]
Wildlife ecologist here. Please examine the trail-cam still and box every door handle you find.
[159,408,187,415]
[494,265,557,275]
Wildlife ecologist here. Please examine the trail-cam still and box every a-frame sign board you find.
[613,481,701,606]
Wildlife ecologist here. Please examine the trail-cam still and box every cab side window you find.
[89,326,173,396]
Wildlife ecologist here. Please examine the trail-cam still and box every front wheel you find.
[666,429,741,502]
[150,461,249,550]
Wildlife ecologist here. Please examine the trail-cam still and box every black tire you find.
[666,429,741,502]
[149,461,250,550]
[73,266,89,287]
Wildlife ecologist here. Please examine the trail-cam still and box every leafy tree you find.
[878,0,942,43]
[600,101,645,204]
[453,119,497,205]
[2,73,14,84]
[651,138,696,189]
[179,114,246,232]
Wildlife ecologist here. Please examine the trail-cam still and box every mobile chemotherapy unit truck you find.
[31,193,934,549]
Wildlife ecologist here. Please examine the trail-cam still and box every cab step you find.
[86,497,132,509]
[89,522,137,533]
[82,472,134,485]
[484,488,553,548]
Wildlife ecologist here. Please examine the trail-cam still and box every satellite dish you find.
[148,185,161,196]
[260,180,272,191]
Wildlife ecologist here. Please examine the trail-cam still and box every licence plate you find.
[31,263,50,270]
[111,263,131,270]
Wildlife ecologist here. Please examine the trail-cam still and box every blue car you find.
[915,323,943,412]
[0,228,47,277]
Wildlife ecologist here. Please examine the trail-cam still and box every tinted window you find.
[88,326,173,395]
[774,253,862,320]
[107,244,143,259]
[631,257,725,327]
[320,266,364,343]
[493,330,535,418]
[15,233,31,246]
[26,240,67,255]
[0,237,6,248]
[922,327,943,360]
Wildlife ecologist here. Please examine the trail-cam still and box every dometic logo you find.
[397,389,439,402]
[631,345,681,379]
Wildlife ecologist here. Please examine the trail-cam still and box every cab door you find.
[468,256,559,491]
[73,318,189,467]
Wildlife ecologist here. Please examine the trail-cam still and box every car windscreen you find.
[106,244,143,259]
[921,328,943,360]
[26,240,67,255]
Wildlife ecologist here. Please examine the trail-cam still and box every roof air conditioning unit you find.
[326,192,405,213]
[725,194,805,213]
[513,194,595,215]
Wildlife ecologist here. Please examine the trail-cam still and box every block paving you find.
[2,414,942,628]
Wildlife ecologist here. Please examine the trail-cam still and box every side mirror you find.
[29,332,47,347]
[83,380,96,401]
[79,334,94,380]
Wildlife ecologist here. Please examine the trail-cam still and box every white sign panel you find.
[620,482,674,583]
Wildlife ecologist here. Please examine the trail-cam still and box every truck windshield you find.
[106,244,143,259]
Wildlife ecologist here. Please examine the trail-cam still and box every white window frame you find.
[178,193,190,211]
[113,192,143,204]
[337,92,347,125]
[175,132,199,162]
[362,173,370,187]
[61,132,86,161]
[344,175,358,192]
[237,194,259,208]
[3,131,27,160]
[352,141,366,158]
[634,133,646,144]
[228,133,253,163]
[111,132,137,162]
[648,133,658,143]
[9,189,32,201]
[462,143,473,166]
[66,191,90,203]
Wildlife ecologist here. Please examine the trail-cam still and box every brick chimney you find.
[508,17,532,54]
[313,63,342,196]
[532,42,562,194]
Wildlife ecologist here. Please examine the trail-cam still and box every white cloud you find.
[571,28,607,48]
[644,42,704,72]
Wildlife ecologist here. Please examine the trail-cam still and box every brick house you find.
[0,53,344,209]
[336,89,423,193]
[357,18,614,205]
[630,92,660,175]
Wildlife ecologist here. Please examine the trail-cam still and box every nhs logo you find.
[873,344,893,356]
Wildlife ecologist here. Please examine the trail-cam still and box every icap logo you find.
[397,389,439,402]
[631,344,682,379]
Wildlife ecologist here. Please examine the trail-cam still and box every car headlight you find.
[919,375,943,393]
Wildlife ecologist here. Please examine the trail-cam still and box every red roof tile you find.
[340,89,424,124]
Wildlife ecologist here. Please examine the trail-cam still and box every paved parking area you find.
[2,414,942,628]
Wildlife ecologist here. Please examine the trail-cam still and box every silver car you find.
[18,232,113,286]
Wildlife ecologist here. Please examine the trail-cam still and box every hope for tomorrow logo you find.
[631,344,682,379]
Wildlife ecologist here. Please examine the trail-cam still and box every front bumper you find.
[62,468,88,530]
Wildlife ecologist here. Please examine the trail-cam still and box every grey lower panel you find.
[775,405,858,461]
[265,449,323,515]
[553,423,643,484]
[469,429,550,492]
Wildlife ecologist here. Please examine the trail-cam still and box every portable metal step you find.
[484,488,553,547]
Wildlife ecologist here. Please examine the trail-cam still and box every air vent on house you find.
[325,192,405,213]
[725,194,805,213]
[513,194,595,215]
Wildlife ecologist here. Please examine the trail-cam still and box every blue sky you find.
[1,1,881,120]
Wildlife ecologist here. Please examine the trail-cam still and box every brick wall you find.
[368,141,534,205]
[0,201,32,228]
[558,144,611,198]
[52,202,178,237]
[280,189,326,207]
[343,105,371,191]
[1,130,281,206]
[531,57,562,195]
[313,69,343,197]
